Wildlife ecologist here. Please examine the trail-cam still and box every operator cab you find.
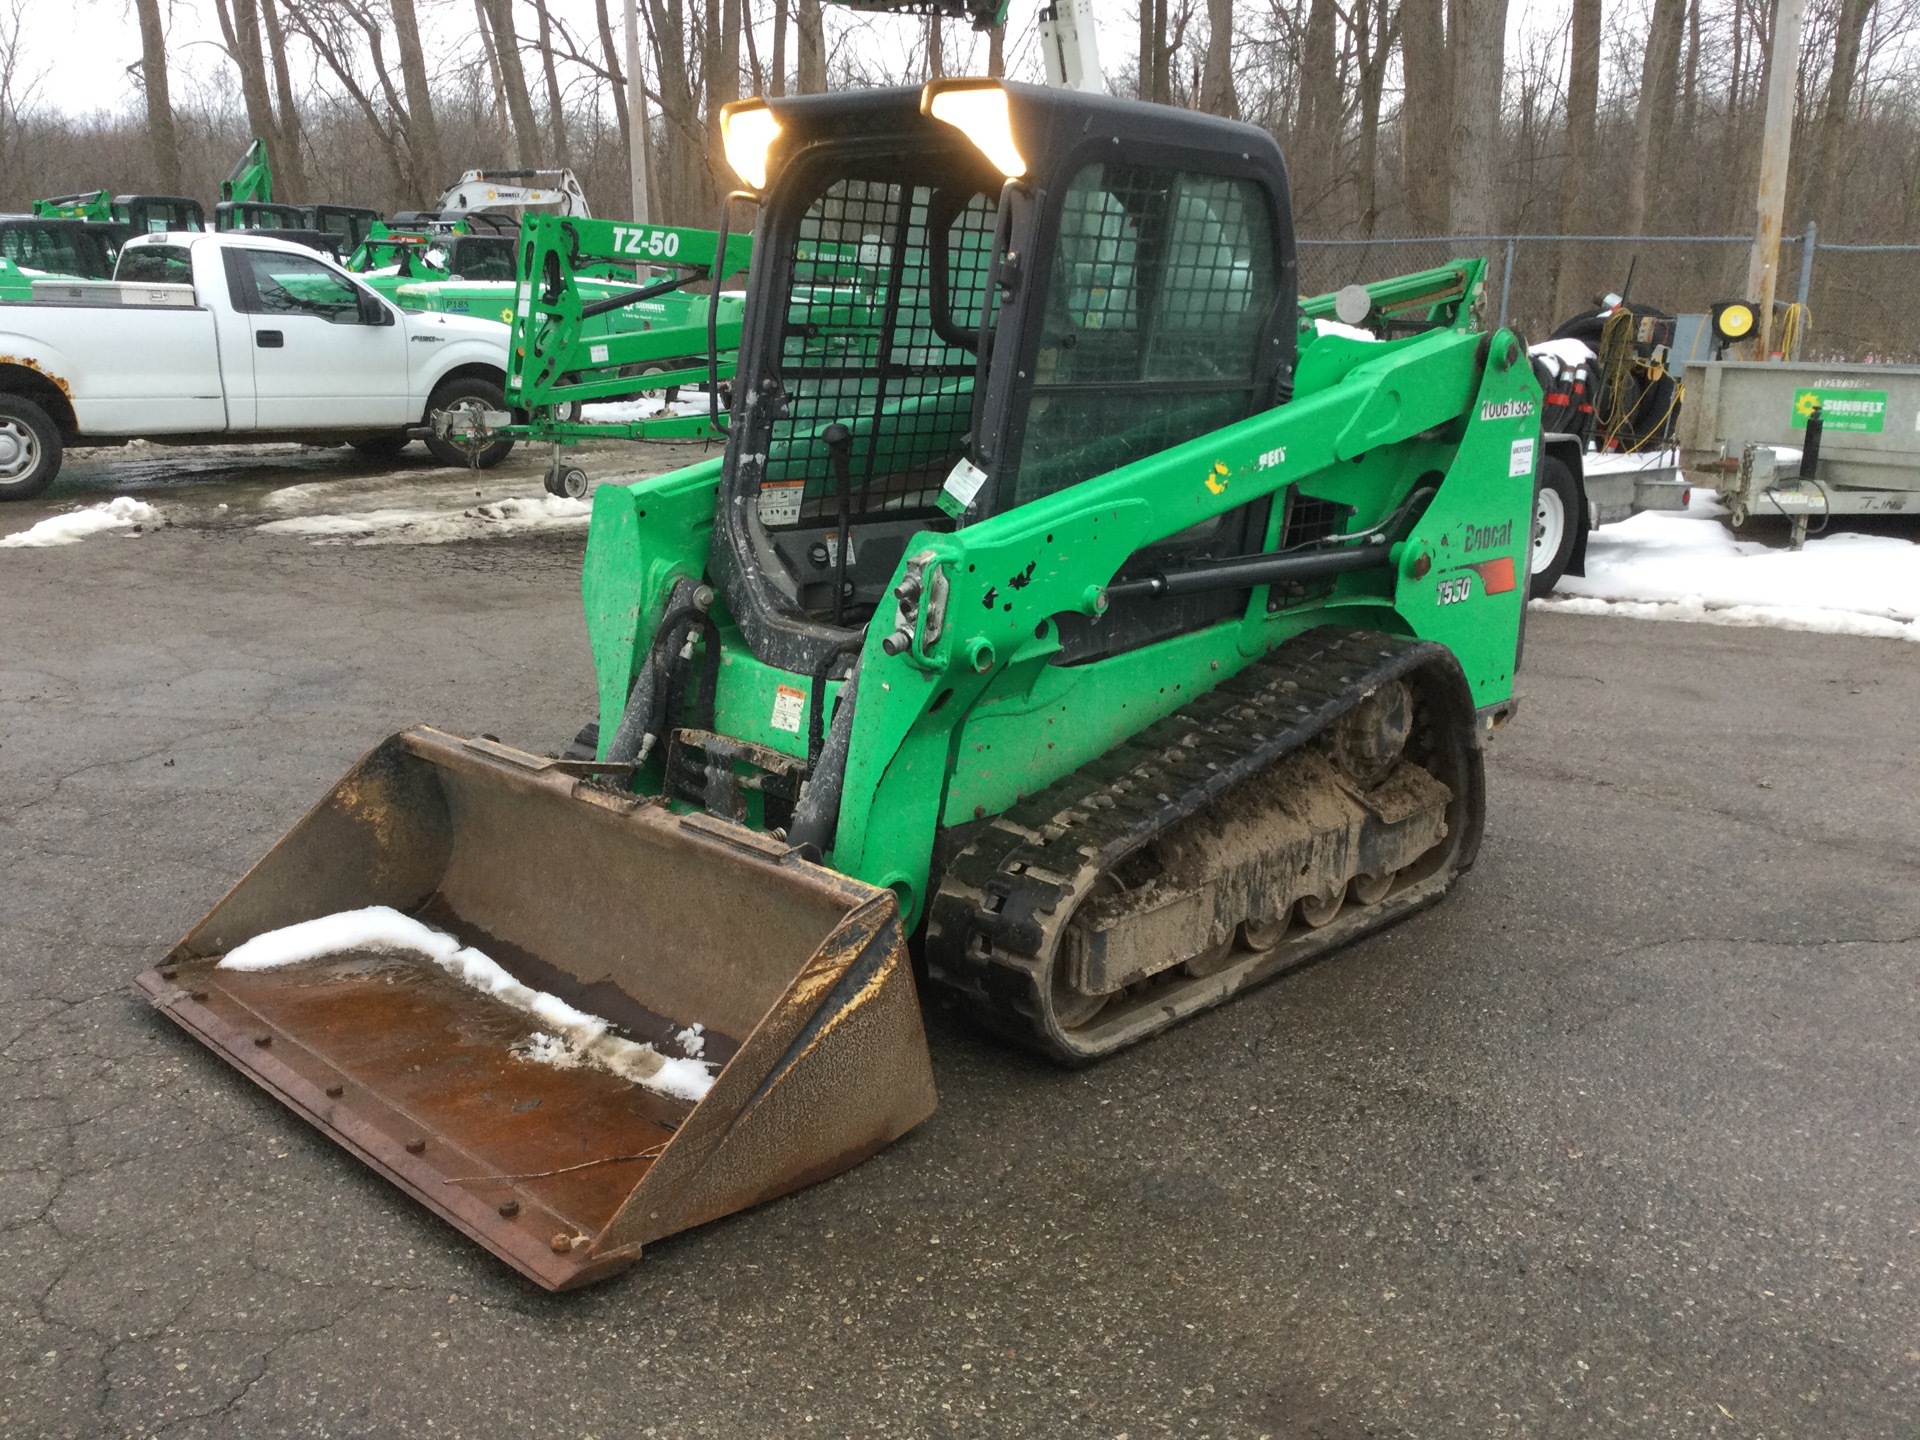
[713,83,1298,674]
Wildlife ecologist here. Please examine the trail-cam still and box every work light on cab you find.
[921,79,1027,178]
[720,100,783,190]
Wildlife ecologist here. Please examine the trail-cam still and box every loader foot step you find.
[923,626,1486,1064]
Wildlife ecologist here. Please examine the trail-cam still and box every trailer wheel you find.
[1528,454,1581,598]
[0,394,63,501]
[423,377,515,470]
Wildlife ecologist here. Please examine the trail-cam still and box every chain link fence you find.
[1298,231,1920,363]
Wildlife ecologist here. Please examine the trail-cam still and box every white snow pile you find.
[1528,336,1596,370]
[1536,491,1920,642]
[220,905,717,1103]
[1583,446,1678,478]
[257,493,591,545]
[581,394,716,423]
[1312,317,1378,343]
[1,496,160,548]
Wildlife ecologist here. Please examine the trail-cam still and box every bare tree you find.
[212,0,284,180]
[1350,0,1398,234]
[926,12,944,79]
[1446,0,1508,235]
[260,0,306,198]
[1800,0,1876,230]
[131,0,183,192]
[473,0,517,164]
[1552,0,1603,318]
[771,0,788,95]
[796,0,825,93]
[532,0,572,164]
[1400,0,1450,232]
[1198,0,1237,118]
[478,0,543,166]
[390,0,444,200]
[1625,0,1687,232]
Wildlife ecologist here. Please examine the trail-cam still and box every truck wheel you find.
[353,434,411,460]
[423,377,515,470]
[1528,454,1581,599]
[0,395,63,501]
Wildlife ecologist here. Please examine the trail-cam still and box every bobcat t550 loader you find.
[137,82,1542,1290]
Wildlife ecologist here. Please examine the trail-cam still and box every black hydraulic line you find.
[808,635,865,772]
[824,423,854,627]
[645,604,722,740]
[605,578,698,763]
[788,659,861,857]
[577,271,700,321]
[1102,539,1392,602]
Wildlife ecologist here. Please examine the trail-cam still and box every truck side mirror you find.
[357,290,392,326]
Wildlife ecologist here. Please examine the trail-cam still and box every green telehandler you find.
[138,82,1547,1290]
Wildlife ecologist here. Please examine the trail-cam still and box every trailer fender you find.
[1543,432,1590,577]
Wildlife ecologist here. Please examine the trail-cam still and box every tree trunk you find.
[473,0,518,165]
[215,0,283,180]
[796,0,825,92]
[533,0,572,164]
[744,0,767,93]
[1353,0,1396,235]
[480,0,543,166]
[771,0,788,95]
[648,0,707,219]
[133,0,183,193]
[926,13,943,80]
[392,0,443,202]
[1680,0,1701,140]
[1198,0,1236,118]
[1446,0,1507,235]
[1293,0,1338,217]
[987,19,1005,77]
[1552,0,1601,320]
[260,0,305,200]
[1138,0,1170,103]
[1399,0,1449,232]
[706,0,742,203]
[1799,0,1874,231]
[1625,0,1686,233]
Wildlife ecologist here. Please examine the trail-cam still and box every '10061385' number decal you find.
[1436,576,1472,605]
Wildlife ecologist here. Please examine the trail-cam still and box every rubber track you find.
[924,625,1460,1058]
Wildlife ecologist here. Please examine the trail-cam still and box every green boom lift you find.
[139,82,1551,1291]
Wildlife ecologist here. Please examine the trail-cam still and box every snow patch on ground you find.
[220,905,717,1103]
[1535,490,1920,642]
[1,497,160,548]
[673,1023,706,1058]
[257,493,591,545]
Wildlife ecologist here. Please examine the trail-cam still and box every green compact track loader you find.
[139,82,1544,1290]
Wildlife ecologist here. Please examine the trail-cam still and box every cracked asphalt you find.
[3,493,1918,1437]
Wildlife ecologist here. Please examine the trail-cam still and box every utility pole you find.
[624,0,651,223]
[1745,0,1807,359]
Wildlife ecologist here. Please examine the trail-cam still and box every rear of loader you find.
[139,82,1539,1287]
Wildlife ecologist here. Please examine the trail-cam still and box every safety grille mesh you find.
[760,179,995,526]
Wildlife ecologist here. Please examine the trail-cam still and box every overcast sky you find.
[15,0,1567,121]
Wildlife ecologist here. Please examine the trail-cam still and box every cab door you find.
[223,246,411,429]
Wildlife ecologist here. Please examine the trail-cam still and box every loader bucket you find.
[134,726,937,1291]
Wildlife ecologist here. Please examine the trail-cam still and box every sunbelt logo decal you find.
[1479,399,1535,422]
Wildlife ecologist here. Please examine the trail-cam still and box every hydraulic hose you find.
[605,577,701,764]
[788,658,861,857]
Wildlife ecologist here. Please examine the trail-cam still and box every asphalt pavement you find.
[3,458,1917,1438]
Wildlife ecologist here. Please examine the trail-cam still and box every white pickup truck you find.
[0,231,515,500]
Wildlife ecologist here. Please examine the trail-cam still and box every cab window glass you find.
[244,249,360,319]
[1009,165,1274,507]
